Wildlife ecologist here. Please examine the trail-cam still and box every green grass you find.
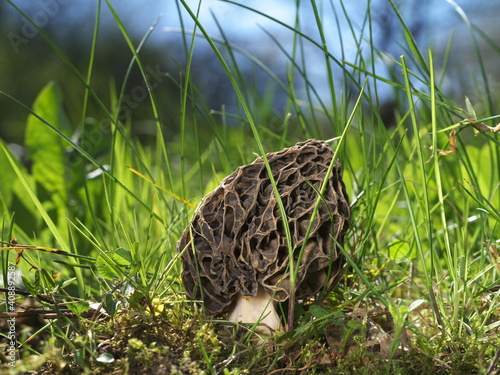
[1,1,500,374]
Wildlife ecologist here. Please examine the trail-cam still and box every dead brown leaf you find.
[488,241,500,273]
[426,117,499,160]
[426,129,457,158]
[473,121,500,133]
[325,305,409,359]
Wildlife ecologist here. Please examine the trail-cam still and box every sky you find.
[3,0,498,113]
[24,0,467,50]
[5,1,489,72]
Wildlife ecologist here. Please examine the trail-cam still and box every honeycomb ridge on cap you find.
[179,139,351,316]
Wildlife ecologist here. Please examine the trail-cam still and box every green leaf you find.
[96,248,132,280]
[387,240,415,262]
[388,299,409,358]
[96,253,120,280]
[343,320,363,342]
[103,294,119,316]
[39,269,56,290]
[309,305,330,319]
[0,140,18,206]
[0,142,70,251]
[465,96,476,118]
[54,277,77,293]
[114,247,132,266]
[293,321,312,337]
[129,260,142,278]
[0,141,39,227]
[74,348,86,367]
[25,81,70,207]
[67,300,90,315]
[22,272,41,295]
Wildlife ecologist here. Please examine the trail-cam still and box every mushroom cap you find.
[178,139,351,316]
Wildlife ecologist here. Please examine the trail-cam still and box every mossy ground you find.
[2,284,498,374]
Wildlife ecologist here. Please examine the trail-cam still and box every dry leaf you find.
[473,121,500,133]
[426,129,457,157]
[488,242,500,273]
[324,305,409,359]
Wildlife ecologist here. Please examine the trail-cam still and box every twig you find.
[487,347,500,375]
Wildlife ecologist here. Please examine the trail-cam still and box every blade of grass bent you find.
[1,143,69,252]
[179,0,294,241]
[401,54,443,328]
[5,0,118,123]
[291,82,364,293]
[179,2,202,201]
[310,0,338,129]
[287,82,363,331]
[429,49,457,331]
[0,92,160,224]
[179,0,295,327]
[387,0,428,76]
[446,0,494,113]
[77,0,108,264]
[104,1,174,191]
[126,166,196,209]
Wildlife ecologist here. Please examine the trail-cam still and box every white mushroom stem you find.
[227,286,283,336]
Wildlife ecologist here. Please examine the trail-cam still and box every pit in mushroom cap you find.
[178,139,351,332]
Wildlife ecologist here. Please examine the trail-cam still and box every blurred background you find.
[1,0,499,144]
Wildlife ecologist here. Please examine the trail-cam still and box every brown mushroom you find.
[178,139,350,335]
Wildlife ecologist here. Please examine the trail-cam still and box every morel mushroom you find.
[178,139,350,335]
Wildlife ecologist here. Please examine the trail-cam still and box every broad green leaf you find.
[103,294,120,316]
[74,348,86,366]
[114,247,132,266]
[309,304,330,319]
[96,253,121,280]
[0,141,39,227]
[343,319,363,342]
[0,140,17,206]
[25,81,70,208]
[96,248,132,280]
[388,299,409,358]
[387,240,415,262]
[67,300,90,315]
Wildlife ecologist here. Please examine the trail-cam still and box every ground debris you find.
[325,304,410,359]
